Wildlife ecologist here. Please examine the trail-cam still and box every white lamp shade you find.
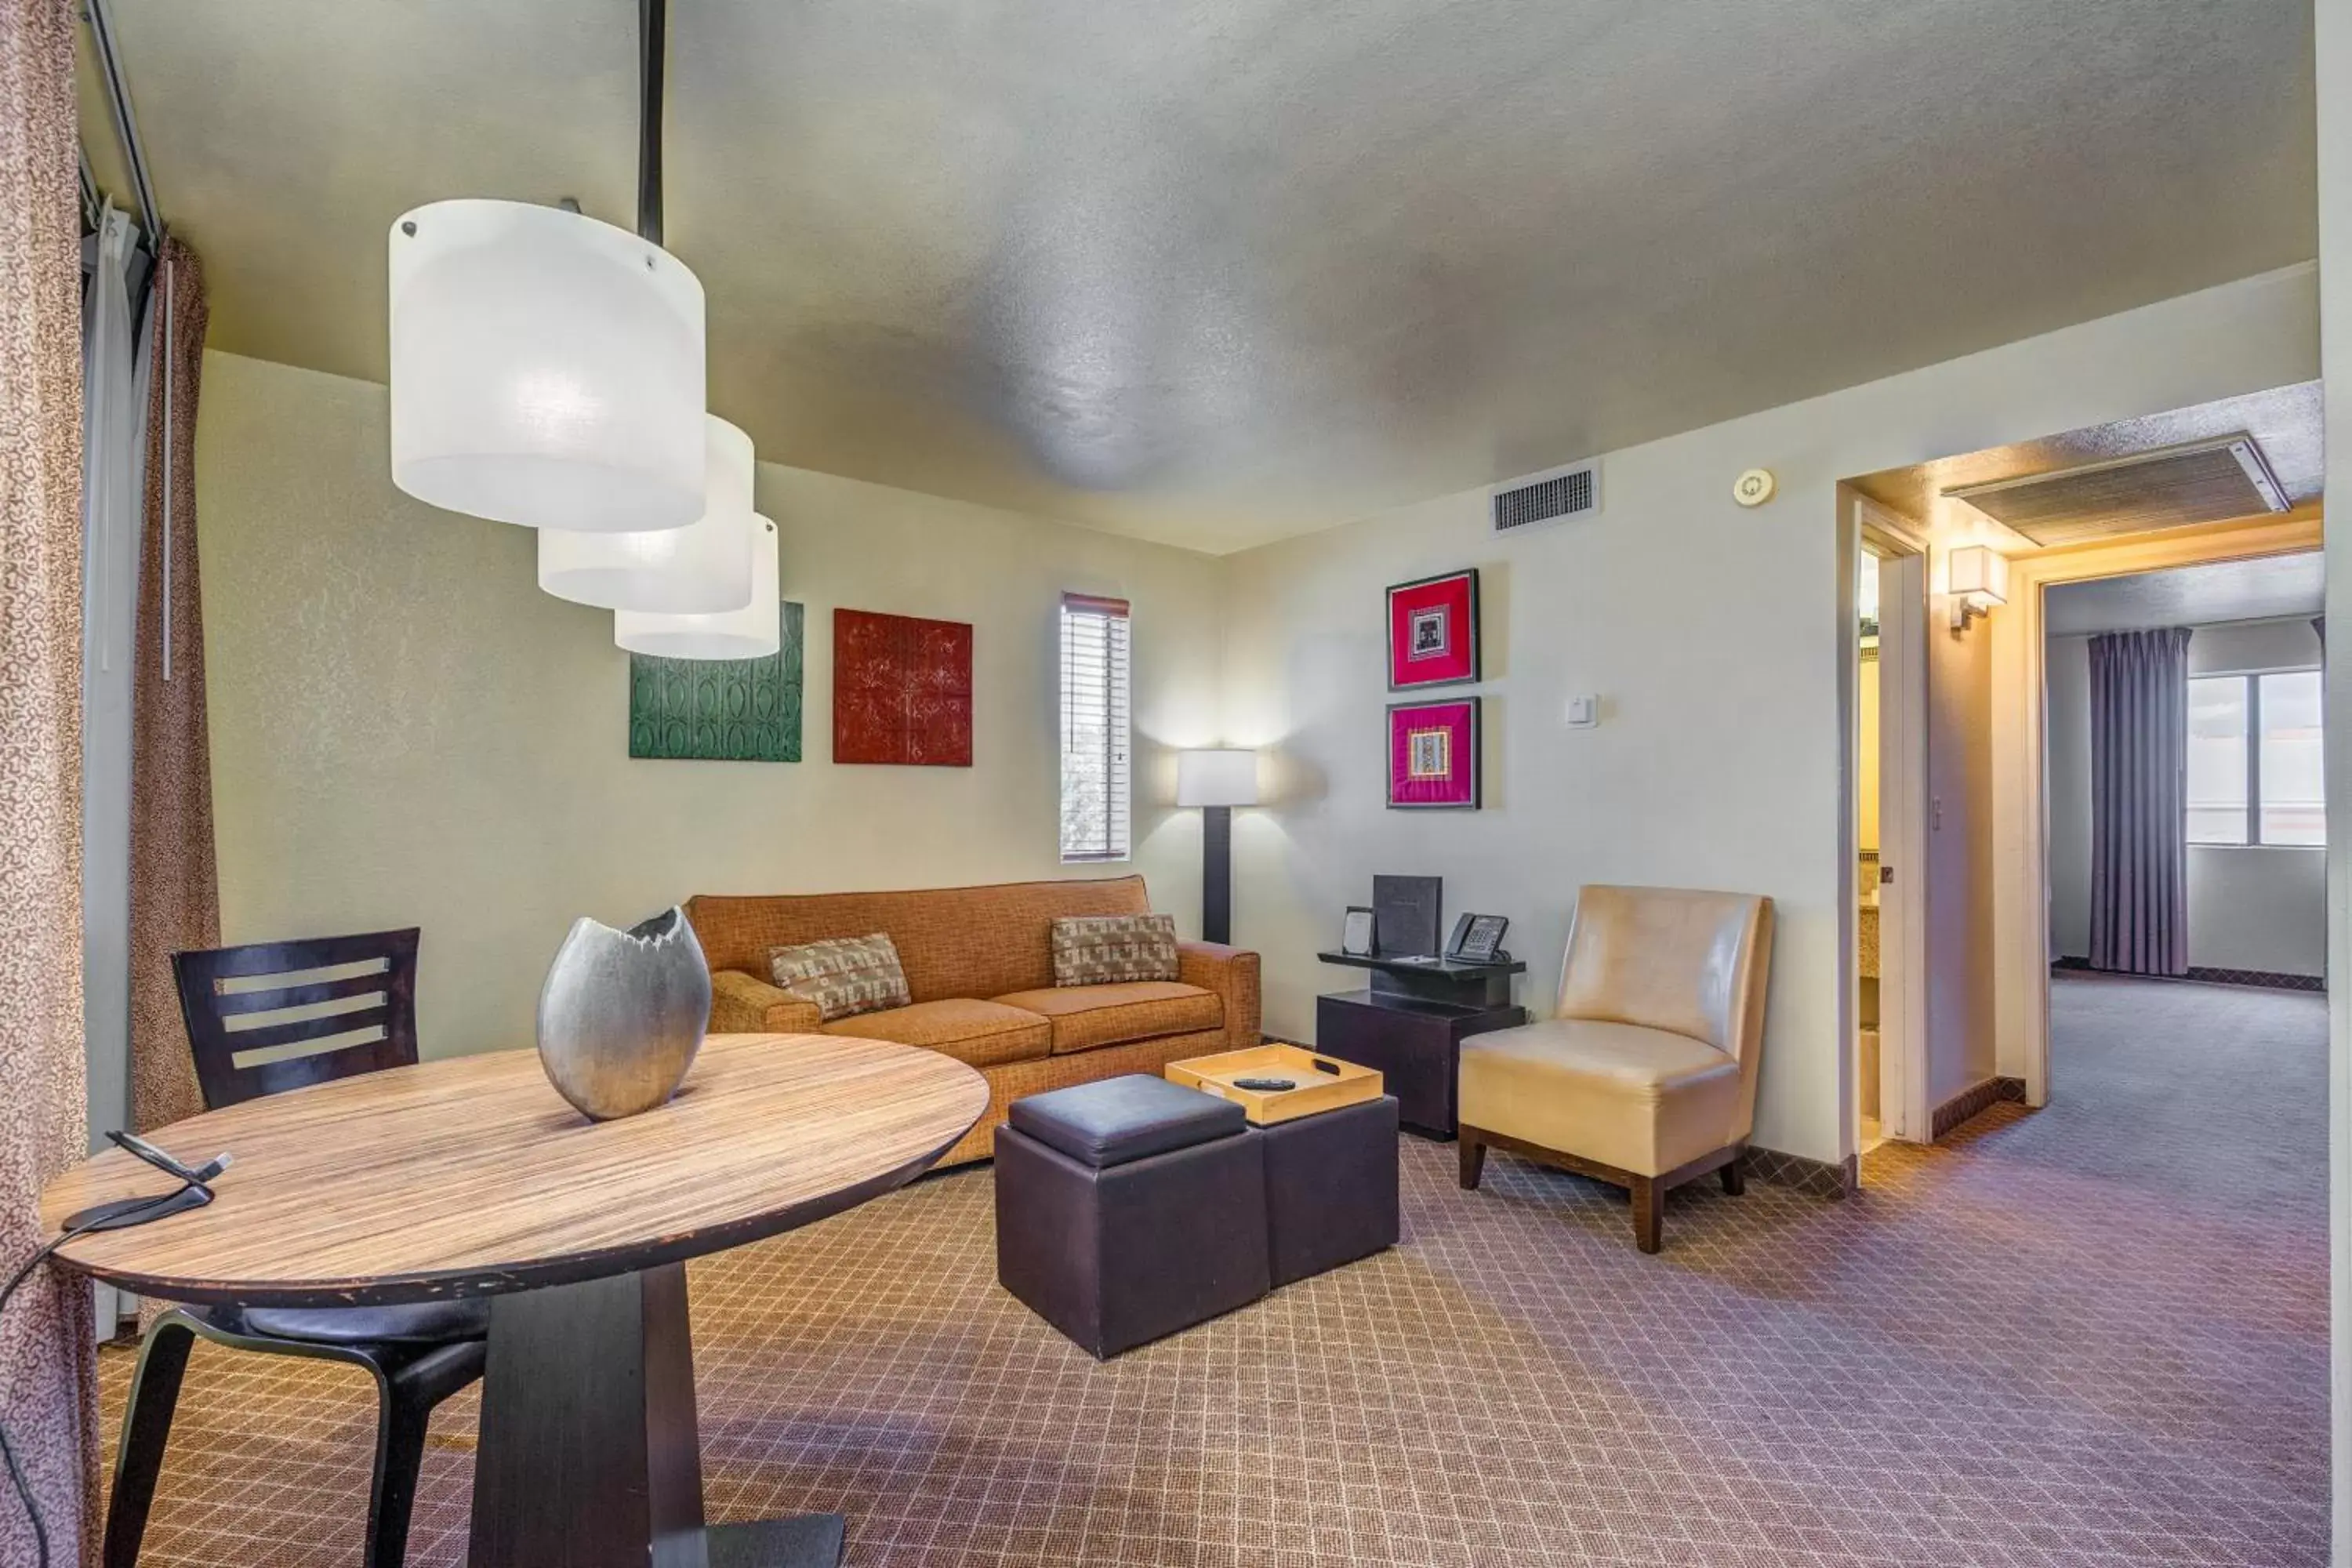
[390,198,707,533]
[1950,545,2010,606]
[614,515,780,660]
[1177,749,1259,807]
[538,418,757,612]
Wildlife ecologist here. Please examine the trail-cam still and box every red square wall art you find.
[1388,696,1480,809]
[833,609,974,766]
[1387,568,1479,688]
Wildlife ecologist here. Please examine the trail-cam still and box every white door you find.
[1874,546,1929,1142]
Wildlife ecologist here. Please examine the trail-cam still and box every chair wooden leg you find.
[1630,1176,1662,1254]
[1719,1148,1746,1196]
[363,1368,434,1568]
[1457,1129,1486,1190]
[104,1316,198,1568]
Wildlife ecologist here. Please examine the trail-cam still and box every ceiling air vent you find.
[1492,459,1599,535]
[1944,435,2289,547]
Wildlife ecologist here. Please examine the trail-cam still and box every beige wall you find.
[1220,265,2318,1167]
[194,350,1227,1060]
[2046,632,2094,962]
[1921,538,2000,1108]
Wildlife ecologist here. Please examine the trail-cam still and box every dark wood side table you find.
[1312,952,1527,1138]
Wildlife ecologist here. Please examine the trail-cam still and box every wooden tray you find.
[1166,1043,1382,1126]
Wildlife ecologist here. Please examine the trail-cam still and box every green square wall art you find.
[628,601,804,762]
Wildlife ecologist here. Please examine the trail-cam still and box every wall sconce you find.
[1176,750,1259,946]
[1949,545,2009,631]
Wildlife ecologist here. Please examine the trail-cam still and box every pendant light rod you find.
[637,0,666,245]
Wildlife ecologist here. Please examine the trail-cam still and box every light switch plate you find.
[1565,694,1599,728]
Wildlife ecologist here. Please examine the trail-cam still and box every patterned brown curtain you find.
[0,0,102,1560]
[127,239,216,1135]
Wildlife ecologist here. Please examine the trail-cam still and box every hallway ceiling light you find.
[388,198,706,533]
[1950,546,2009,631]
[615,516,781,661]
[537,418,755,612]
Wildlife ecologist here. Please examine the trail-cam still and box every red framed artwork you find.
[833,608,974,766]
[1387,568,1479,689]
[1388,696,1480,809]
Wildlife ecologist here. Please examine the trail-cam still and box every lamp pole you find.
[1202,804,1233,946]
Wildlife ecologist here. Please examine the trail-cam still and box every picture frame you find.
[1341,906,1376,956]
[1386,568,1479,690]
[629,601,804,762]
[1386,696,1480,809]
[833,608,974,767]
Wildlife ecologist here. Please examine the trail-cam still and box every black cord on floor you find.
[0,1415,47,1568]
[0,1187,191,1568]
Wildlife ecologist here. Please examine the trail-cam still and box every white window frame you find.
[2187,667,2325,848]
[1058,593,1132,863]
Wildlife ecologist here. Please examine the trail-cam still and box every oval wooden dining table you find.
[41,1031,989,1568]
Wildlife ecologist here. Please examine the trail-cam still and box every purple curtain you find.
[2086,627,2190,976]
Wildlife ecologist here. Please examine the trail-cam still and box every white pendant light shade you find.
[615,514,779,660]
[389,198,706,532]
[537,418,756,612]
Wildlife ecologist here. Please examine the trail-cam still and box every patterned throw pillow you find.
[1051,913,1180,986]
[766,933,910,1022]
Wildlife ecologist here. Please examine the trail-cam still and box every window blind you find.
[1060,593,1132,862]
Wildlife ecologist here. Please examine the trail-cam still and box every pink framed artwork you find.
[1388,697,1480,809]
[1386,568,1479,689]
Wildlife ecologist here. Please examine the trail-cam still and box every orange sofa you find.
[686,876,1261,1166]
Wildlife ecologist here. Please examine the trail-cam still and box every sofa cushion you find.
[1007,1073,1244,1169]
[1051,913,1179,985]
[820,998,1050,1069]
[989,982,1223,1055]
[767,932,910,1022]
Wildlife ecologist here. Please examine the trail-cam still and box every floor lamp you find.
[1177,750,1258,946]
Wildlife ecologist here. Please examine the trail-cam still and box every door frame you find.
[1857,498,1931,1144]
[1989,512,2323,1105]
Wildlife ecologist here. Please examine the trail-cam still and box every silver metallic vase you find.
[535,906,712,1120]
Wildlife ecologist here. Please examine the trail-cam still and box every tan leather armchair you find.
[1457,885,1773,1253]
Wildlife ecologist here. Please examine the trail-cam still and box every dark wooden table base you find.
[469,1263,844,1568]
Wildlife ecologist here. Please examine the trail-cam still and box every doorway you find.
[2002,524,2325,1102]
[1852,499,1929,1149]
[1842,381,2321,1138]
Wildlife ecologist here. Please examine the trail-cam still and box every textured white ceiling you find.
[2044,552,2325,636]
[85,0,2318,553]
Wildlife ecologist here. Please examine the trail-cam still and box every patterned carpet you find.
[96,974,2328,1566]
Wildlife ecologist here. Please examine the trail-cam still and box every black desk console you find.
[1312,952,1527,1138]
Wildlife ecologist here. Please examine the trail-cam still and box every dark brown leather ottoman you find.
[1262,1094,1400,1286]
[995,1074,1269,1359]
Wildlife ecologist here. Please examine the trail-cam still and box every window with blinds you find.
[1060,593,1132,862]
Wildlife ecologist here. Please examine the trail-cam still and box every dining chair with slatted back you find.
[105,927,486,1568]
[171,926,423,1109]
